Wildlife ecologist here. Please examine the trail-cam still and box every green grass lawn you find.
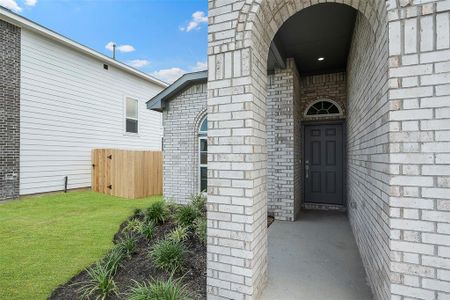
[0,191,161,300]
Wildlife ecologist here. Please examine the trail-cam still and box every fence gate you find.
[92,149,162,199]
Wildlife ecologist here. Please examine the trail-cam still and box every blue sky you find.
[1,0,208,83]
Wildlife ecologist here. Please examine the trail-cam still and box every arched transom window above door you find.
[304,100,343,118]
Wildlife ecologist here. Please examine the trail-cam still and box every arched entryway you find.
[263,3,387,298]
[262,3,384,297]
[207,1,388,298]
[207,0,449,299]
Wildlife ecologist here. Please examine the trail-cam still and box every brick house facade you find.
[0,19,20,200]
[205,0,450,299]
[150,0,450,299]
[162,83,208,203]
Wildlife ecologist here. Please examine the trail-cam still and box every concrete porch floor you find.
[259,210,373,300]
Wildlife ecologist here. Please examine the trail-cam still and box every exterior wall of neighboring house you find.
[162,83,207,203]
[346,12,391,300]
[0,20,20,200]
[18,28,163,195]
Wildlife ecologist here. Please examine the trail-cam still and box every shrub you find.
[133,208,144,217]
[165,198,180,211]
[123,218,143,233]
[146,200,169,224]
[190,193,207,212]
[193,217,207,244]
[175,205,200,228]
[149,239,185,273]
[77,262,118,300]
[168,226,189,243]
[139,220,156,240]
[117,232,137,257]
[102,246,124,276]
[127,276,190,300]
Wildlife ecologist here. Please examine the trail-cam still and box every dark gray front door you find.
[304,123,344,205]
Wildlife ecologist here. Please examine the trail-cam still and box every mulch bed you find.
[49,211,275,300]
[50,210,207,300]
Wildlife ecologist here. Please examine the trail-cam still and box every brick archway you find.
[236,0,385,61]
[207,1,388,299]
[207,0,450,299]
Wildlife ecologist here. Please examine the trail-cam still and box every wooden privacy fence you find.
[92,149,162,199]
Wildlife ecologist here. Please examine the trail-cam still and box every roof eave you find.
[146,70,208,111]
[147,99,163,112]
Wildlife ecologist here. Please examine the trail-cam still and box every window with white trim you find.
[199,117,207,192]
[125,98,138,133]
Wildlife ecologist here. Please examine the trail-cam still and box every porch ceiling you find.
[268,3,357,75]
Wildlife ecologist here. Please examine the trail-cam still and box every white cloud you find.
[180,11,208,32]
[152,61,208,83]
[128,59,150,69]
[0,0,22,12]
[152,67,186,84]
[192,61,207,71]
[192,11,208,22]
[117,44,135,53]
[25,0,37,6]
[105,42,115,51]
[186,21,198,32]
[105,41,135,53]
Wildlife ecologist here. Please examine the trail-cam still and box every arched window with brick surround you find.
[305,99,343,118]
[198,116,207,192]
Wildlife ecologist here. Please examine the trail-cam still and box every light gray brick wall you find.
[293,68,302,220]
[387,1,450,299]
[207,1,268,297]
[162,83,207,203]
[0,20,20,201]
[267,59,301,221]
[207,0,450,299]
[347,12,391,300]
[208,0,386,299]
[299,72,347,121]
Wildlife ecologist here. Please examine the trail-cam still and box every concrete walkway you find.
[259,210,373,300]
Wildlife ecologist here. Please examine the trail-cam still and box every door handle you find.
[305,160,309,179]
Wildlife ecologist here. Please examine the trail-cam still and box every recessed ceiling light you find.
[318,57,325,61]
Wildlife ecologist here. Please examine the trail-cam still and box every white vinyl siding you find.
[19,29,163,195]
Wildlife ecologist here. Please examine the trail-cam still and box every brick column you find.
[387,1,450,298]
[0,20,20,200]
[267,59,301,221]
[207,1,268,299]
